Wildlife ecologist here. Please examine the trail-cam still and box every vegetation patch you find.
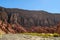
[21,33,60,37]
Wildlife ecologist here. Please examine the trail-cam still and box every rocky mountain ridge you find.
[0,6,60,34]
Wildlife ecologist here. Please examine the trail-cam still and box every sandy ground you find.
[0,34,60,40]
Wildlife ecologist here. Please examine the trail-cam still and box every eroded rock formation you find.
[0,6,60,34]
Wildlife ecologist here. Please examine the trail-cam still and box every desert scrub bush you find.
[53,33,60,37]
[21,33,41,36]
[0,32,3,38]
[21,33,60,37]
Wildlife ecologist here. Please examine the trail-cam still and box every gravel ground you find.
[0,34,60,40]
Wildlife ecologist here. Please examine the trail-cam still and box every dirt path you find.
[0,34,60,40]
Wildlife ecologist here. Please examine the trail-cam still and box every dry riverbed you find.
[0,34,60,40]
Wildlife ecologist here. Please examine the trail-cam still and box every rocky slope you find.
[0,6,60,34]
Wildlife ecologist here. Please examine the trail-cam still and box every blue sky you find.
[0,0,60,13]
